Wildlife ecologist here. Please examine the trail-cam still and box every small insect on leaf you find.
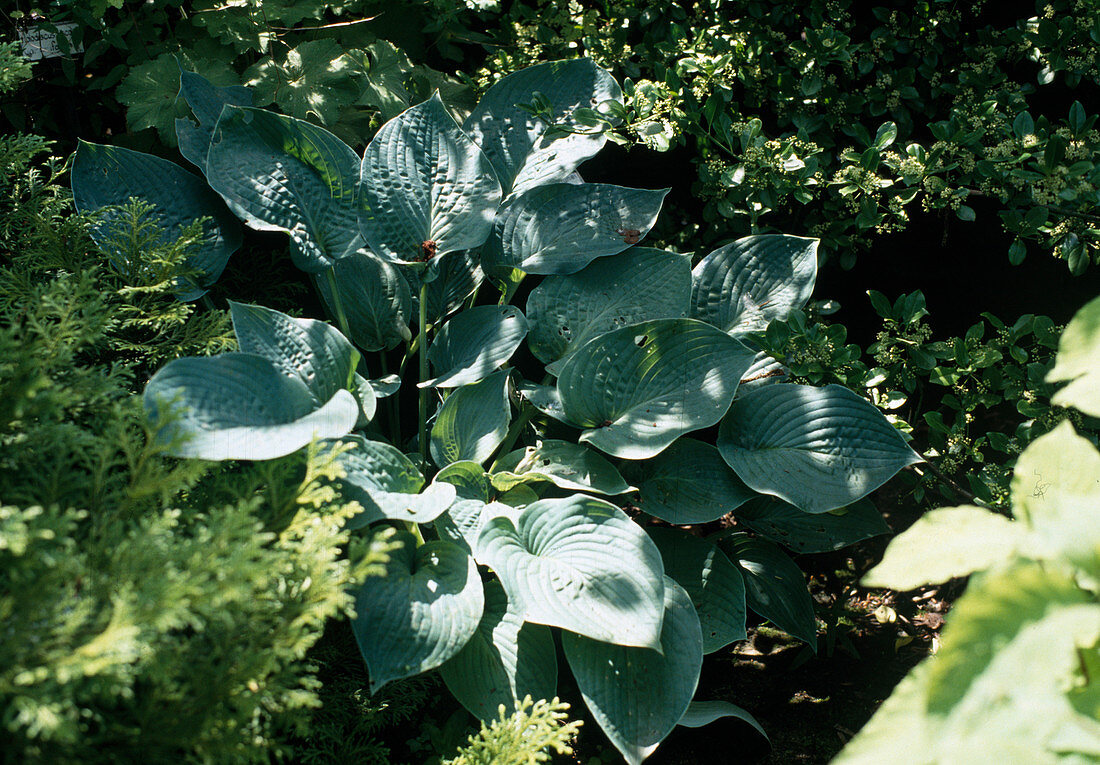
[600,419,614,427]
[617,228,641,245]
[419,239,438,261]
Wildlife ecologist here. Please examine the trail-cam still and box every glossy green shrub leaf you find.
[358,93,501,263]
[648,528,748,653]
[490,439,632,496]
[716,532,817,646]
[71,141,242,300]
[423,305,527,388]
[334,435,456,527]
[718,384,922,513]
[1048,295,1100,416]
[557,319,755,459]
[143,353,359,460]
[678,701,768,740]
[351,533,484,694]
[175,68,252,174]
[483,183,669,276]
[463,59,622,195]
[562,577,702,765]
[430,371,511,467]
[621,438,756,524]
[440,579,557,722]
[477,495,665,648]
[525,247,691,371]
[691,235,819,335]
[207,105,360,273]
[735,496,891,554]
[316,250,412,351]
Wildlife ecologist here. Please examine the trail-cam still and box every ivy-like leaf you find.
[430,371,512,467]
[244,39,361,127]
[423,305,527,388]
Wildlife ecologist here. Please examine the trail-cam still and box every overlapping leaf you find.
[423,305,527,388]
[691,235,819,334]
[71,141,242,300]
[316,250,412,351]
[490,440,632,496]
[434,462,494,552]
[718,384,922,513]
[206,105,361,272]
[359,93,501,263]
[736,496,891,554]
[483,183,668,276]
[557,319,755,459]
[477,495,666,648]
[563,577,702,765]
[430,371,512,467]
[351,533,484,694]
[175,68,252,174]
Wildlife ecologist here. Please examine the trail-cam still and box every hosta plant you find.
[73,58,921,762]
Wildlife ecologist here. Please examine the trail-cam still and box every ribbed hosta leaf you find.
[735,496,891,554]
[463,59,622,195]
[563,577,702,765]
[143,352,358,460]
[316,250,412,351]
[412,249,485,323]
[526,247,691,371]
[620,438,756,524]
[359,93,501,263]
[490,440,632,496]
[517,381,578,426]
[691,235,819,334]
[476,495,665,648]
[718,384,921,513]
[483,183,668,276]
[648,528,747,653]
[430,371,511,467]
[716,532,817,647]
[423,305,527,388]
[678,701,768,741]
[557,318,755,459]
[434,461,493,552]
[333,435,455,528]
[351,533,484,694]
[440,579,557,722]
[738,351,788,392]
[71,141,242,300]
[207,105,361,273]
[175,68,252,174]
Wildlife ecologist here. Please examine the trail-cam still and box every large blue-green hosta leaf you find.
[207,105,361,273]
[143,352,359,460]
[359,93,501,263]
[408,249,485,324]
[423,305,527,388]
[736,496,891,554]
[476,495,666,649]
[490,440,632,496]
[463,59,622,195]
[483,183,668,276]
[434,461,494,552]
[691,235,819,335]
[557,318,755,459]
[440,579,557,722]
[525,247,691,371]
[175,68,253,174]
[316,250,412,351]
[718,384,922,513]
[71,141,242,301]
[430,371,511,467]
[563,577,702,765]
[352,533,484,694]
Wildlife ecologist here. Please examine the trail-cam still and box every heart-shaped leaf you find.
[175,68,253,174]
[423,305,528,388]
[620,438,756,524]
[648,528,748,653]
[71,141,242,300]
[463,59,622,195]
[333,435,456,527]
[483,183,669,276]
[526,247,691,371]
[557,318,755,459]
[691,235,819,334]
[490,440,632,496]
[715,532,817,647]
[359,93,501,263]
[229,301,359,407]
[316,250,413,351]
[143,352,359,460]
[563,577,702,765]
[477,495,665,648]
[735,496,891,554]
[440,579,557,722]
[430,371,512,467]
[207,105,361,273]
[717,384,922,513]
[351,533,484,694]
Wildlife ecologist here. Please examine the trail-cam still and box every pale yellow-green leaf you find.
[1048,294,1100,416]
